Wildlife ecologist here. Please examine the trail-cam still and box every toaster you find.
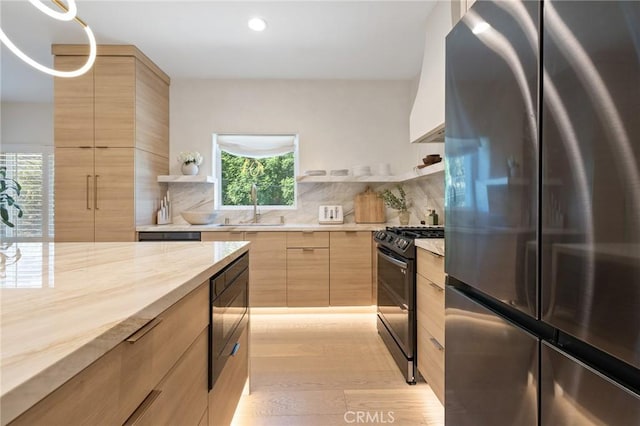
[318,205,344,224]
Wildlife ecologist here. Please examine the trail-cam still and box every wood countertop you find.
[0,241,249,424]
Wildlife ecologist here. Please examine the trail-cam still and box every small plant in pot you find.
[0,167,23,228]
[378,185,410,225]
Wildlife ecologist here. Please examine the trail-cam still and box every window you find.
[214,134,298,209]
[0,146,54,241]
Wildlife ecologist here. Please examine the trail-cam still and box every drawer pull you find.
[230,231,243,235]
[126,317,163,343]
[429,337,444,352]
[302,248,315,252]
[401,303,409,311]
[245,231,258,235]
[230,342,241,357]
[302,230,314,234]
[124,389,162,426]
[429,282,444,292]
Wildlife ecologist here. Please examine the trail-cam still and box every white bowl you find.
[181,211,217,225]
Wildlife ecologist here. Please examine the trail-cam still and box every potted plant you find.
[379,185,410,225]
[0,166,23,228]
[178,151,203,175]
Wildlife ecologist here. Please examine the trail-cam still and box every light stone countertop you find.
[137,223,386,232]
[415,238,445,257]
[0,241,249,424]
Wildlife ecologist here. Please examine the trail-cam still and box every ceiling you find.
[0,0,436,103]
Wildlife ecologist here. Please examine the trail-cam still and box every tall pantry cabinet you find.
[53,45,170,242]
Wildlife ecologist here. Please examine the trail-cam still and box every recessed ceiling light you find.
[248,17,267,32]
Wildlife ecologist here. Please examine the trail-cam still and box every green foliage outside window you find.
[221,151,295,206]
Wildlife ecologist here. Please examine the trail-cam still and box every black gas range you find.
[374,226,445,259]
[374,226,445,384]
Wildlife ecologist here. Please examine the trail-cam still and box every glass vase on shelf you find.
[181,162,199,175]
[398,210,410,226]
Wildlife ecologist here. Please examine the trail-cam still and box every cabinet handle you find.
[429,282,444,292]
[302,231,314,234]
[123,389,162,426]
[245,231,258,235]
[429,337,444,352]
[126,317,163,343]
[230,231,243,235]
[401,303,409,311]
[94,175,100,210]
[302,248,315,252]
[86,175,92,210]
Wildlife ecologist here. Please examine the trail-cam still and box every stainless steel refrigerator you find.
[444,1,640,424]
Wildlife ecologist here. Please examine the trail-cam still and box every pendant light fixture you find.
[0,0,96,78]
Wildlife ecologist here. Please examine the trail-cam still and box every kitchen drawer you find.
[286,231,329,248]
[418,327,445,405]
[125,329,208,426]
[9,346,121,426]
[417,248,445,288]
[209,326,249,426]
[417,274,445,345]
[119,281,208,423]
[149,283,208,385]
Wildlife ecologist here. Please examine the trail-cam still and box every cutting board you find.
[354,187,386,223]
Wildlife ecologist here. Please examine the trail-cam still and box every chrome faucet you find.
[250,183,259,223]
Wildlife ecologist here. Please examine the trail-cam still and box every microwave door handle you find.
[378,250,408,270]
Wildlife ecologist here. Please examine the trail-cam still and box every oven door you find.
[377,247,415,357]
[210,267,248,389]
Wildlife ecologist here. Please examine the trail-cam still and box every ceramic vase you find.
[398,210,410,225]
[181,163,199,175]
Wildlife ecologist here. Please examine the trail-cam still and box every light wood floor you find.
[232,307,444,426]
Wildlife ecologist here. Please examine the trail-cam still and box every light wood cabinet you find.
[202,231,287,306]
[286,232,330,307]
[329,231,372,305]
[53,148,95,242]
[245,231,287,307]
[10,282,209,426]
[54,47,170,242]
[287,247,330,307]
[125,329,208,426]
[416,247,445,405]
[199,230,374,307]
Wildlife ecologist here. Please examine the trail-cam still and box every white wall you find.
[1,102,53,146]
[169,79,417,176]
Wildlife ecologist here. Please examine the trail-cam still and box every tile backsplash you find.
[167,175,444,226]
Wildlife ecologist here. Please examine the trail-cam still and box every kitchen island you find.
[0,241,249,425]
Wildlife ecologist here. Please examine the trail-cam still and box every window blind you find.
[0,151,54,241]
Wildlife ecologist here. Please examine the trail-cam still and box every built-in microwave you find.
[209,253,249,390]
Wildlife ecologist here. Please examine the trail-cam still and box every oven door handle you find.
[378,249,408,270]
